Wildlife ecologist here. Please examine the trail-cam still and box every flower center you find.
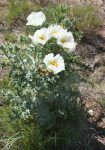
[49,60,58,67]
[61,37,67,43]
[39,35,46,40]
[52,31,58,35]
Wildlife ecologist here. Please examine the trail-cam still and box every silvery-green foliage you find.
[0,35,86,149]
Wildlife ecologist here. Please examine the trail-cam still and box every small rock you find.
[88,109,94,116]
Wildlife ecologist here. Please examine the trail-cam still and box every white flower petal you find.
[56,30,76,53]
[43,53,54,65]
[29,28,51,45]
[43,53,65,74]
[65,42,77,53]
[26,11,46,26]
[48,24,64,38]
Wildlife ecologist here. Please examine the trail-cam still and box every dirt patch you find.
[77,33,105,149]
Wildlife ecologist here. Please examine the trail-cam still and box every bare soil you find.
[78,35,105,149]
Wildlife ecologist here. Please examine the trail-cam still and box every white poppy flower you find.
[29,28,51,45]
[57,30,76,53]
[26,11,46,26]
[43,53,65,74]
[48,24,64,38]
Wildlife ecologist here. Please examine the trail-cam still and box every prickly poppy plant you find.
[0,5,87,150]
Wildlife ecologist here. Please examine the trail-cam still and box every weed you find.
[68,4,102,32]
[4,32,17,43]
[7,0,32,25]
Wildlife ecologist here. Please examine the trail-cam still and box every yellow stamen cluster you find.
[49,60,58,67]
[39,35,46,40]
[61,37,67,43]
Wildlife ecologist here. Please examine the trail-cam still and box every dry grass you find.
[67,4,102,32]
